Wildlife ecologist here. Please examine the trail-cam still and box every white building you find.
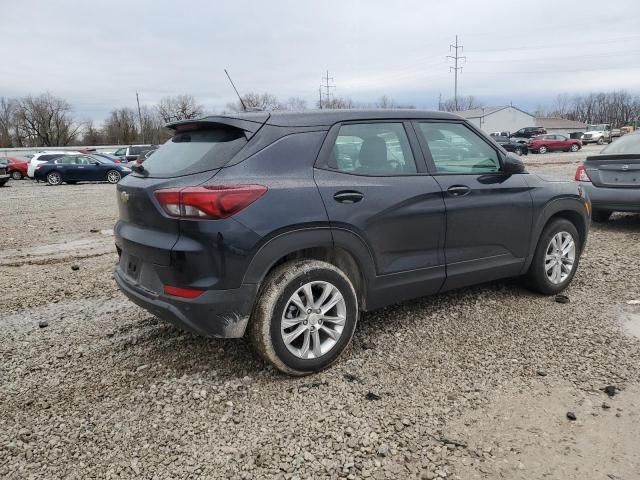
[455,106,535,135]
[535,117,587,137]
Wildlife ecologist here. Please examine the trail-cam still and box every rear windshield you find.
[139,127,247,177]
[40,154,63,161]
[601,134,640,155]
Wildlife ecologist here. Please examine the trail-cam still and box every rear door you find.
[314,121,446,305]
[414,120,533,291]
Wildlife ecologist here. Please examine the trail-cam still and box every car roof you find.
[170,109,462,129]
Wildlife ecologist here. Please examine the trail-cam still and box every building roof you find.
[455,105,533,119]
[535,117,587,129]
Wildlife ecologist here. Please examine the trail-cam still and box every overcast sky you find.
[2,0,639,122]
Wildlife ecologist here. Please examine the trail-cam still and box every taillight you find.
[155,185,267,219]
[163,285,203,299]
[575,164,591,182]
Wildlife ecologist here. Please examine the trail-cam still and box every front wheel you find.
[46,172,62,186]
[538,145,548,154]
[526,218,581,295]
[106,170,121,184]
[597,137,605,145]
[570,144,580,152]
[250,260,359,375]
[11,171,23,180]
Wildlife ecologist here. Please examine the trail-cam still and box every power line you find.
[446,35,466,111]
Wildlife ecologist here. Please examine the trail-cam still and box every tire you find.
[538,145,548,154]
[106,170,121,184]
[46,172,62,186]
[11,170,23,180]
[526,218,581,295]
[515,148,522,156]
[250,259,359,376]
[597,137,605,145]
[592,209,612,223]
[570,144,580,152]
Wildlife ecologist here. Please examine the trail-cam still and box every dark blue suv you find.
[114,110,590,375]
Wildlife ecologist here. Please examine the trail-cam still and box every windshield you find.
[588,124,608,131]
[139,126,247,177]
[600,134,640,154]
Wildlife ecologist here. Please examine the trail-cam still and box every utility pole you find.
[320,70,335,108]
[318,86,323,109]
[136,92,145,143]
[438,93,442,111]
[446,35,466,111]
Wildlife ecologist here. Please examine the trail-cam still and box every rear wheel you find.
[46,172,62,186]
[538,145,548,154]
[250,260,359,375]
[526,218,581,295]
[592,209,612,222]
[570,144,580,152]
[106,170,121,184]
[11,170,23,180]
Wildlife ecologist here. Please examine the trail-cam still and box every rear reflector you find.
[163,285,204,299]
[574,164,591,182]
[155,184,267,219]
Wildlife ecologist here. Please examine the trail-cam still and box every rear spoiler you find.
[585,154,640,162]
[166,113,270,140]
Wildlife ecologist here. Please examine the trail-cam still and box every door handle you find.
[333,190,364,204]
[447,185,471,197]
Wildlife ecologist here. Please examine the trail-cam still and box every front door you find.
[414,121,533,291]
[314,121,446,307]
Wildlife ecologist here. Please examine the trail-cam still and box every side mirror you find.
[503,152,526,174]
[94,161,100,165]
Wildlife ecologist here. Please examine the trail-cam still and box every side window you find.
[114,148,126,156]
[56,156,74,164]
[329,123,417,176]
[418,122,501,174]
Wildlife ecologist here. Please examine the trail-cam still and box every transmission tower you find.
[320,70,335,108]
[446,35,466,111]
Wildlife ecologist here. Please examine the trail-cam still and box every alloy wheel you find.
[280,281,346,359]
[11,171,22,180]
[571,144,579,152]
[107,170,121,184]
[545,231,576,284]
[538,146,547,154]
[47,172,61,185]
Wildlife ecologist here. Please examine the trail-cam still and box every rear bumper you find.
[581,183,640,212]
[114,267,257,338]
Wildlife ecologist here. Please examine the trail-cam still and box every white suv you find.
[27,151,80,178]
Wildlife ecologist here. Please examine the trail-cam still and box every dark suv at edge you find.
[114,110,590,375]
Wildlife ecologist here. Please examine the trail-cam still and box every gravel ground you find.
[2,151,640,479]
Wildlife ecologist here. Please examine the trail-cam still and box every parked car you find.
[112,145,156,162]
[528,134,582,154]
[492,136,528,155]
[581,124,613,145]
[34,154,131,185]
[490,131,510,138]
[27,151,79,178]
[93,152,125,164]
[126,148,157,168]
[4,156,30,180]
[113,110,589,375]
[575,131,640,222]
[510,127,547,143]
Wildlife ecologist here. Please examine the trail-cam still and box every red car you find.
[5,157,30,180]
[528,134,582,154]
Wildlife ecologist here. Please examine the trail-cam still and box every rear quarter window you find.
[139,126,247,178]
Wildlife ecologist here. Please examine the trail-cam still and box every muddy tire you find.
[249,260,358,376]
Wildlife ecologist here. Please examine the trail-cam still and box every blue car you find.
[34,154,132,185]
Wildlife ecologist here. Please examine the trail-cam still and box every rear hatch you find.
[115,114,268,267]
[584,154,640,189]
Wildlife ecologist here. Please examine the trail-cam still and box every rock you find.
[365,392,381,401]
[555,295,570,304]
[602,402,611,409]
[344,373,361,383]
[600,386,618,397]
[38,320,49,328]
[536,369,547,377]
[566,412,577,421]
[71,265,80,271]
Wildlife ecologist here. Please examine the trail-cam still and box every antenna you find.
[224,69,247,112]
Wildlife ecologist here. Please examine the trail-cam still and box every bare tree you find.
[156,94,204,123]
[441,95,483,112]
[225,92,284,113]
[103,108,138,145]
[139,106,171,144]
[374,95,415,109]
[13,93,81,146]
[79,119,105,145]
[284,97,307,111]
[318,96,355,109]
[0,97,15,147]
